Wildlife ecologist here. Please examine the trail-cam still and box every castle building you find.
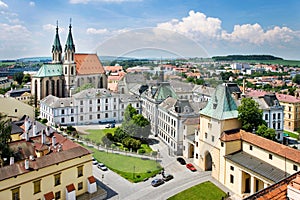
[31,22,107,106]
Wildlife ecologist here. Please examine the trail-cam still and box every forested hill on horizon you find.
[212,55,283,61]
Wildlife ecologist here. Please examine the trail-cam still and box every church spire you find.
[65,18,75,52]
[52,20,62,63]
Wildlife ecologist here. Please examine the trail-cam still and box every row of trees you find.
[0,113,12,166]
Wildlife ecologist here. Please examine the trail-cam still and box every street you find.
[92,135,233,200]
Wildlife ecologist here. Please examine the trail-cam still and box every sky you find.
[0,0,300,60]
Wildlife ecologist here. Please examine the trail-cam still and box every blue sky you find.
[1,0,300,60]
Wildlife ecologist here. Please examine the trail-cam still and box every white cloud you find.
[157,10,298,46]
[29,1,35,7]
[86,28,108,34]
[43,24,65,33]
[69,0,141,4]
[0,1,8,8]
[0,23,30,40]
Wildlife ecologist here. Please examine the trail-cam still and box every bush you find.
[138,149,145,154]
[60,127,65,131]
[41,118,48,124]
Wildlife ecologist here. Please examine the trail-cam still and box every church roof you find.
[52,24,62,53]
[200,83,238,120]
[74,54,105,75]
[33,64,63,77]
[65,23,75,52]
[152,82,178,101]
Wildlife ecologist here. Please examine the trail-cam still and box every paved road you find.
[92,135,236,200]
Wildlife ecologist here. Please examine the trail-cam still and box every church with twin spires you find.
[31,21,107,106]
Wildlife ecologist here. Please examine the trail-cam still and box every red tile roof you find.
[75,53,105,75]
[104,65,123,72]
[222,130,300,164]
[88,176,96,183]
[66,184,76,192]
[276,93,300,103]
[44,191,54,200]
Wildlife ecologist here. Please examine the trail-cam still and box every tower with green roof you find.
[52,21,62,64]
[193,83,241,183]
[63,19,76,97]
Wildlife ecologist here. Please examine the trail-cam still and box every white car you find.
[92,157,98,165]
[98,163,108,171]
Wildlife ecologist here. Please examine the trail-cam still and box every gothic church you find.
[31,22,107,106]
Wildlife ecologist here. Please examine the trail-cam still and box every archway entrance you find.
[204,152,212,171]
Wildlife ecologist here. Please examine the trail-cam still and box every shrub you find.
[138,149,145,154]
[41,118,48,124]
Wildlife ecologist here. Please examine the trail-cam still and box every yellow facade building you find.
[185,84,300,198]
[0,131,102,200]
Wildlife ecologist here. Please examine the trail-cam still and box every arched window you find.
[71,66,74,75]
[65,67,67,74]
[56,80,60,97]
[45,80,49,96]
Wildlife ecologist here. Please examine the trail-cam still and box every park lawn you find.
[85,146,162,182]
[80,128,116,144]
[168,181,226,200]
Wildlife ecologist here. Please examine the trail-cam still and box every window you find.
[33,180,41,194]
[294,165,298,171]
[55,191,61,200]
[54,174,61,186]
[77,166,83,177]
[249,145,253,150]
[273,113,276,120]
[205,132,207,139]
[265,114,268,120]
[105,106,108,111]
[12,187,20,200]
[289,106,292,112]
[71,109,73,114]
[212,136,215,142]
[71,117,74,122]
[278,113,281,119]
[78,182,83,190]
[97,99,100,104]
[80,108,83,113]
[230,166,234,171]
[195,153,198,159]
[15,109,18,113]
[89,100,92,104]
[221,142,224,147]
[105,113,108,118]
[80,100,83,105]
[61,118,65,123]
[80,116,83,121]
[97,114,100,119]
[196,142,198,147]
[89,107,92,112]
[277,123,281,129]
[208,123,212,129]
[89,115,92,120]
[114,98,116,102]
[230,175,234,184]
[113,112,116,117]
[269,154,273,160]
[61,109,65,115]
[97,106,100,111]
[113,105,116,109]
[105,99,108,103]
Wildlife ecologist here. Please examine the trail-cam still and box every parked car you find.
[151,178,164,187]
[98,163,108,171]
[177,157,186,165]
[110,123,115,128]
[186,163,197,171]
[92,158,98,165]
[162,174,174,182]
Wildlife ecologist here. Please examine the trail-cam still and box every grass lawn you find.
[80,128,116,145]
[168,181,226,200]
[85,145,162,182]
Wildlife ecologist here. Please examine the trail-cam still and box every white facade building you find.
[40,88,141,126]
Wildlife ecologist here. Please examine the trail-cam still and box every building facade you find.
[40,88,141,126]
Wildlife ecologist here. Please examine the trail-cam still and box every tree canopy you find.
[292,74,300,84]
[256,124,277,141]
[0,113,12,166]
[237,98,266,132]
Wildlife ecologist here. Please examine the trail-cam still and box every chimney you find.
[242,78,246,95]
[41,130,45,144]
[25,131,29,141]
[9,157,14,165]
[24,159,29,170]
[24,116,30,132]
[45,126,50,136]
[52,136,56,146]
[32,121,37,136]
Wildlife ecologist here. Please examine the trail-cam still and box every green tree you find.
[292,74,300,84]
[74,83,94,93]
[123,104,138,123]
[256,124,277,141]
[237,98,266,132]
[0,113,12,165]
[22,73,31,84]
[13,72,24,85]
